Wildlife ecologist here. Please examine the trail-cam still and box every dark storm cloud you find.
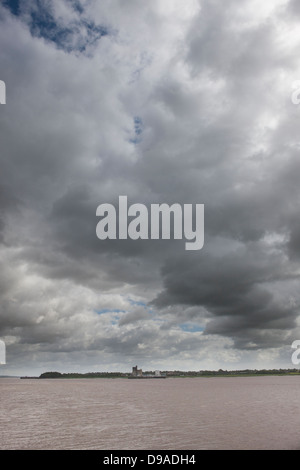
[1,0,300,374]
[288,223,300,258]
[0,183,20,243]
[152,244,299,349]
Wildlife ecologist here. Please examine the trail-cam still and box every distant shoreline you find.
[18,368,300,379]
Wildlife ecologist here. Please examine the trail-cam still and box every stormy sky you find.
[1,0,300,376]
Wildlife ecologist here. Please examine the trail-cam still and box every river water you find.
[0,376,300,450]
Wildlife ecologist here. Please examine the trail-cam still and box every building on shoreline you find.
[132,365,143,377]
[129,365,166,379]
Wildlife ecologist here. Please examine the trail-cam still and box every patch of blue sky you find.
[3,0,109,53]
[179,323,204,333]
[127,298,155,317]
[95,309,126,315]
[67,0,84,15]
[134,116,143,135]
[128,298,147,307]
[3,0,20,16]
[129,116,143,144]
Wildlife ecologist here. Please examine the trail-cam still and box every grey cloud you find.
[118,307,150,326]
[1,0,300,374]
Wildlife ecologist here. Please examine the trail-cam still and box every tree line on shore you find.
[23,368,300,379]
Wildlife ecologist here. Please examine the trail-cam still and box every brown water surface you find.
[0,376,300,449]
